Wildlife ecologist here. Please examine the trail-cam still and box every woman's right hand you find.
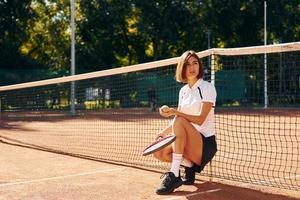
[155,131,167,140]
[159,105,171,118]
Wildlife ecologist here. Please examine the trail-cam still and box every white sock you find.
[170,153,182,177]
[181,157,193,168]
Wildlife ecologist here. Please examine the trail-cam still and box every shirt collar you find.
[189,78,203,90]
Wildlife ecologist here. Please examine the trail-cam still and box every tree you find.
[0,0,299,85]
[267,0,300,43]
[24,0,71,76]
[133,0,205,60]
[77,0,134,73]
[0,0,44,85]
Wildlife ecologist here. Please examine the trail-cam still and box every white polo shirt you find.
[178,79,217,137]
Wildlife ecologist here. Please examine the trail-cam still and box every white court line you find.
[0,167,125,187]
[163,188,222,200]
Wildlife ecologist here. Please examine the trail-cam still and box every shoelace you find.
[182,171,187,179]
[160,172,172,185]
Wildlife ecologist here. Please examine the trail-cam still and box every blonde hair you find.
[175,50,203,83]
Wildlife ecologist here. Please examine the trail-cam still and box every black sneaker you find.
[182,167,195,185]
[156,172,182,195]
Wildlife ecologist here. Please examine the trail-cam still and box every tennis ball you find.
[161,105,170,112]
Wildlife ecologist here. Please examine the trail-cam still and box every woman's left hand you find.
[164,108,177,117]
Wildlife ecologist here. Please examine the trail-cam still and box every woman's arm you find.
[156,123,172,138]
[156,106,180,138]
[166,102,213,126]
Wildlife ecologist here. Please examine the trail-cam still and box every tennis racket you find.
[142,135,176,156]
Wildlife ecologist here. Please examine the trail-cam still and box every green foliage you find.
[0,0,299,85]
[0,1,41,67]
[77,0,134,72]
[25,0,71,74]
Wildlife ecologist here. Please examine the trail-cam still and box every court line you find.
[0,167,125,187]
[163,188,222,200]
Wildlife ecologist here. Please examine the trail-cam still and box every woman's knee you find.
[173,117,189,137]
[173,116,188,128]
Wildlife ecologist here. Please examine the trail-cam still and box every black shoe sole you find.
[182,180,195,185]
[156,181,183,195]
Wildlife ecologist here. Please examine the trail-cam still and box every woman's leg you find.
[173,116,203,165]
[154,116,203,165]
[153,145,173,162]
[155,116,203,195]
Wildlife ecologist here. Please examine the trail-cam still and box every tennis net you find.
[0,42,299,191]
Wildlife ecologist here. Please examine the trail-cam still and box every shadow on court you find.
[0,142,299,200]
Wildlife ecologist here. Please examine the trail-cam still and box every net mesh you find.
[0,42,299,191]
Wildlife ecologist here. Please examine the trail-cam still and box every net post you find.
[264,54,268,108]
[211,53,215,85]
[209,52,215,182]
[264,1,268,108]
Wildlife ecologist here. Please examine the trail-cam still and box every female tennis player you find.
[154,50,217,195]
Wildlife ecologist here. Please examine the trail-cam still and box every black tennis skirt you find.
[192,134,217,173]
